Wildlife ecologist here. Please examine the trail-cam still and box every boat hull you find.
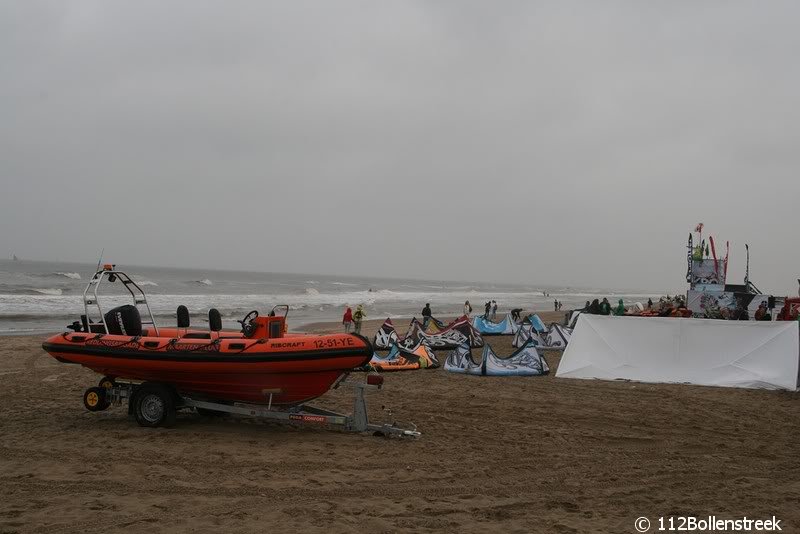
[42,332,373,406]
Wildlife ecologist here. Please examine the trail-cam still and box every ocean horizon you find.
[0,258,668,335]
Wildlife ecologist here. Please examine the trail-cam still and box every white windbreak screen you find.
[557,315,799,390]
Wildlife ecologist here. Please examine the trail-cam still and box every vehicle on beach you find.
[41,264,419,437]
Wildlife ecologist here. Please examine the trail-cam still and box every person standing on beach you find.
[421,303,432,318]
[491,301,498,320]
[463,300,472,317]
[353,305,366,334]
[484,301,491,319]
[554,298,558,311]
[342,306,353,333]
[754,301,771,321]
[735,305,749,321]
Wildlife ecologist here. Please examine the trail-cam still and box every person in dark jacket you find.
[588,299,601,314]
[736,306,750,320]
[599,298,612,316]
[421,303,432,318]
[484,301,491,319]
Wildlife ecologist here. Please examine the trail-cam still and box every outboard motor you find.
[103,305,142,336]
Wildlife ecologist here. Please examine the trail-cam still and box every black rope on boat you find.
[129,337,179,352]
[64,331,268,356]
[226,338,268,354]
[86,336,141,349]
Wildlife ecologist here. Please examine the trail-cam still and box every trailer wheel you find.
[98,376,116,390]
[134,384,176,428]
[83,387,109,412]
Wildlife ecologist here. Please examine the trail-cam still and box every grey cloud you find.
[2,1,799,293]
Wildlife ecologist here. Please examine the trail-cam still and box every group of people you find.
[583,298,618,316]
[482,300,498,320]
[342,294,799,334]
[706,299,798,322]
[582,297,631,317]
[579,295,695,318]
[341,304,366,334]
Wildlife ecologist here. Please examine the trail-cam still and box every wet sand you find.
[1,313,798,533]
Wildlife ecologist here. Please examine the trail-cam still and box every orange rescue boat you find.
[42,266,374,419]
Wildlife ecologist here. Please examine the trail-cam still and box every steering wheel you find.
[238,310,259,337]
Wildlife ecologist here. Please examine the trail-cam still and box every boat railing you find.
[270,304,289,320]
[82,265,160,336]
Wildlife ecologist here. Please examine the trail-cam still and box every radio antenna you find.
[95,248,105,274]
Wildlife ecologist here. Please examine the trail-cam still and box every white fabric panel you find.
[373,319,399,349]
[557,315,799,390]
[472,314,517,335]
[485,341,549,376]
[444,344,484,375]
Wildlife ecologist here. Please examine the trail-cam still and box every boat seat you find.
[209,308,222,335]
[179,307,220,339]
[177,305,190,329]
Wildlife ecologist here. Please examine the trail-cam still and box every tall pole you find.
[744,244,749,287]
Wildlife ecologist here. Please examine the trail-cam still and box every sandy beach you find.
[1,313,798,533]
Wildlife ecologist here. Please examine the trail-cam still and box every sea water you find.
[0,259,661,334]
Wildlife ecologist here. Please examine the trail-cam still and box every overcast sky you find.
[2,1,798,293]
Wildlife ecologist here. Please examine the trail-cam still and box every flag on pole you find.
[724,241,729,277]
[709,236,718,277]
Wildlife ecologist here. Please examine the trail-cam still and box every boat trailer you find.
[84,373,420,438]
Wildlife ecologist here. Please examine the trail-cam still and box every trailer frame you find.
[95,374,420,438]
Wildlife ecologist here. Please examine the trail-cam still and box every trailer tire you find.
[83,387,109,412]
[98,376,116,390]
[134,383,176,428]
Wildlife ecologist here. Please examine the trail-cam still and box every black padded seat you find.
[177,305,190,328]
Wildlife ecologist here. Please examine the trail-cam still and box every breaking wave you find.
[195,279,213,286]
[33,288,63,296]
[54,272,81,280]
